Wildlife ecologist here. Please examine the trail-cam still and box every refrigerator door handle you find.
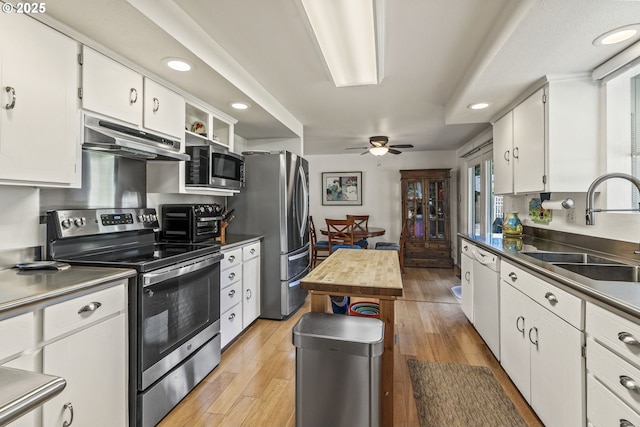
[298,164,309,241]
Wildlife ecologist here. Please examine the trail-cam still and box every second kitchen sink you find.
[553,263,640,282]
[521,252,623,265]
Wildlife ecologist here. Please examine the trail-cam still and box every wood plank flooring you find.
[158,267,543,427]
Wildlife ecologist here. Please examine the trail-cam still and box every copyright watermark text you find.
[2,3,47,14]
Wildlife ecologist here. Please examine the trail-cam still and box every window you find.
[466,149,503,236]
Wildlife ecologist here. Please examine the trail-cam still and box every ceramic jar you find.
[503,212,523,235]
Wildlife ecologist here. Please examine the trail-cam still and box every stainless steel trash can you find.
[292,312,384,427]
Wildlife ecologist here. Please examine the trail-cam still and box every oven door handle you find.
[141,254,223,287]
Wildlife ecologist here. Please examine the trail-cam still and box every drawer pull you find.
[463,245,468,251]
[5,86,16,110]
[620,375,640,392]
[516,316,525,335]
[229,313,236,321]
[77,301,102,314]
[618,332,640,346]
[529,327,538,347]
[464,271,470,282]
[63,402,74,427]
[508,272,518,282]
[228,255,236,262]
[621,420,636,427]
[228,289,236,297]
[129,88,138,104]
[228,272,236,280]
[544,292,558,304]
[250,248,256,255]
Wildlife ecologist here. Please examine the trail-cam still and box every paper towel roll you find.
[541,199,574,210]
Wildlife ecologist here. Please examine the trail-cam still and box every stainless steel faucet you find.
[585,172,640,225]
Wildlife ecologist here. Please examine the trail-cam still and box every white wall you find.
[307,151,458,251]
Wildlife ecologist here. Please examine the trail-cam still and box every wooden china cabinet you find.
[400,169,453,268]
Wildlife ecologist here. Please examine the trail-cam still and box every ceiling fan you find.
[345,136,414,156]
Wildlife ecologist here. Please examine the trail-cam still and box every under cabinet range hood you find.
[83,115,189,161]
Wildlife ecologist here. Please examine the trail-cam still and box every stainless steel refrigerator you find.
[228,151,310,319]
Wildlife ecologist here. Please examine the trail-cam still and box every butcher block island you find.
[300,249,403,427]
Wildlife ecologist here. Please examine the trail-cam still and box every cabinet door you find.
[460,251,473,322]
[493,111,513,195]
[499,281,531,402]
[243,255,260,328]
[143,78,185,138]
[529,301,584,427]
[513,88,545,194]
[0,12,78,186]
[404,179,424,240]
[82,47,143,126]
[42,314,127,427]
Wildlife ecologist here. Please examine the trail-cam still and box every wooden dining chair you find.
[346,214,370,249]
[325,218,362,253]
[375,219,408,273]
[309,216,329,268]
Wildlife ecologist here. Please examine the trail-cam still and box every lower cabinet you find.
[499,260,584,427]
[460,241,474,322]
[220,240,261,349]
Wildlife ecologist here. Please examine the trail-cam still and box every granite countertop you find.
[459,233,640,320]
[0,266,135,313]
[221,234,262,250]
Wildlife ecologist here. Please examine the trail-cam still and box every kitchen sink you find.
[521,252,622,265]
[553,263,640,282]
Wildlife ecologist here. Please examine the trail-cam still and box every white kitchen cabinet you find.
[460,240,475,322]
[499,260,584,427]
[242,241,261,328]
[0,12,79,187]
[493,78,599,195]
[82,47,184,139]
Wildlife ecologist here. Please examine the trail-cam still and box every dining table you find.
[319,225,386,239]
[300,248,403,427]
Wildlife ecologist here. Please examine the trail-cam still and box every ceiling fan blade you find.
[360,151,369,155]
[389,144,414,149]
[345,147,369,150]
[388,148,402,155]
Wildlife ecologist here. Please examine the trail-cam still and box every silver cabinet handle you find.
[228,289,236,297]
[78,301,102,314]
[229,313,236,321]
[544,292,558,304]
[464,271,470,282]
[529,327,538,347]
[619,332,640,346]
[513,146,520,159]
[152,97,159,112]
[508,272,518,282]
[228,255,236,262]
[246,289,252,300]
[228,272,236,280]
[250,248,256,255]
[621,419,636,427]
[463,245,468,251]
[129,88,138,104]
[516,316,525,335]
[5,86,16,109]
[620,375,640,393]
[504,150,510,162]
[63,402,74,427]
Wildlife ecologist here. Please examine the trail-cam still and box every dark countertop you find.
[459,233,640,320]
[221,234,262,250]
[0,266,135,313]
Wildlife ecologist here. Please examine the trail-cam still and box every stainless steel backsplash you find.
[40,150,147,211]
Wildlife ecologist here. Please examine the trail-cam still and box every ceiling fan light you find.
[369,146,389,156]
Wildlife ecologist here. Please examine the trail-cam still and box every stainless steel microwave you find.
[185,145,245,191]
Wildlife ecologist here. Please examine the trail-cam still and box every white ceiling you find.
[42,0,640,155]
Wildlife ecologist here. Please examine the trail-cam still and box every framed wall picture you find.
[322,171,363,205]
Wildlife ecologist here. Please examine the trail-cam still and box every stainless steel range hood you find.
[83,115,189,161]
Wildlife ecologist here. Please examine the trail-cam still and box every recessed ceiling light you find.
[593,24,640,46]
[162,57,192,72]
[230,102,250,110]
[467,102,491,110]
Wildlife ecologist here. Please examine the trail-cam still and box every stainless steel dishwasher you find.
[471,246,500,360]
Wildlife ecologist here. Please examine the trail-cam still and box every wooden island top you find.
[300,248,403,427]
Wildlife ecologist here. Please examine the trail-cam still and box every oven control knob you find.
[61,218,71,229]
[150,214,157,222]
[74,217,86,227]
[138,215,144,222]
[199,207,205,213]
[206,206,213,213]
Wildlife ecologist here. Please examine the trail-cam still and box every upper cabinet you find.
[493,78,599,195]
[81,47,185,139]
[0,12,79,187]
[185,101,233,148]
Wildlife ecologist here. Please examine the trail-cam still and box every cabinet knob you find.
[544,292,558,305]
[63,402,74,427]
[250,248,256,255]
[620,375,640,393]
[129,88,138,104]
[508,272,518,282]
[228,289,235,297]
[5,86,16,110]
[229,313,236,321]
[618,332,640,346]
[228,255,235,262]
[228,272,236,280]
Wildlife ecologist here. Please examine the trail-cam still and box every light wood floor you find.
[158,267,543,427]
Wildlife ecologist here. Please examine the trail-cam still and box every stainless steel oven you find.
[46,208,223,427]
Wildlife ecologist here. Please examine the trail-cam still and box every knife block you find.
[217,222,228,245]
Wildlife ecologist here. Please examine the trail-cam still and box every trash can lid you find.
[292,312,384,356]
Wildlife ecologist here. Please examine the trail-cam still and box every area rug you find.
[407,359,527,427]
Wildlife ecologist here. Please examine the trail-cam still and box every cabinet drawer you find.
[220,303,243,348]
[587,373,640,427]
[243,242,260,260]
[221,248,243,270]
[0,312,35,362]
[43,282,126,341]
[587,302,640,367]
[220,281,242,315]
[588,337,640,413]
[501,261,583,329]
[221,264,242,289]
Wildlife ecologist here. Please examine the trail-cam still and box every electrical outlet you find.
[566,208,576,224]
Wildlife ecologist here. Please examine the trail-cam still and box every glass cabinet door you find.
[405,179,424,238]
[428,180,446,239]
